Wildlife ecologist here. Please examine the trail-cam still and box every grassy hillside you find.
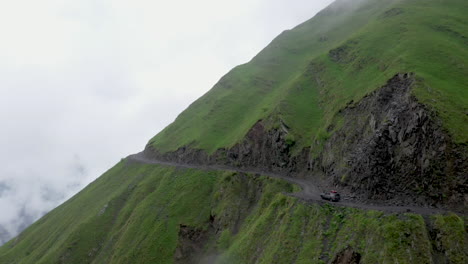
[0,161,291,263]
[1,0,467,263]
[0,161,465,263]
[150,0,468,154]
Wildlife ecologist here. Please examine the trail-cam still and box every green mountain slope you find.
[150,0,467,154]
[0,161,465,263]
[1,0,467,263]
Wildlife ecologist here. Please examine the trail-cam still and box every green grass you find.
[0,161,295,264]
[2,0,468,263]
[1,161,466,263]
[432,214,467,263]
[150,0,468,155]
[309,0,468,145]
[0,162,220,264]
[219,201,444,264]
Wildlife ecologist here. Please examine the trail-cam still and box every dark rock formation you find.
[332,246,361,264]
[174,225,210,264]
[318,73,467,209]
[173,172,267,263]
[144,122,309,176]
[145,73,467,210]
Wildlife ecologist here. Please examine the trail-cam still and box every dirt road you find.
[127,152,463,216]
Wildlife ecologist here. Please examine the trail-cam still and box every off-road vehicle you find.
[320,190,341,202]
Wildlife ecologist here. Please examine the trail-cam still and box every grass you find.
[0,161,466,263]
[0,162,219,264]
[150,0,468,155]
[432,214,467,263]
[0,161,296,264]
[2,0,467,263]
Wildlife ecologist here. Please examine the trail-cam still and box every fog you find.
[0,0,334,244]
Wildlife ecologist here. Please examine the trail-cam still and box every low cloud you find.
[0,0,333,245]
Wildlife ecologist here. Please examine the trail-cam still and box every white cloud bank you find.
[0,0,333,244]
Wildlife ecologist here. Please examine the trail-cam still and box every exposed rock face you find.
[145,122,309,176]
[174,225,210,264]
[318,73,467,209]
[218,122,310,174]
[145,73,467,210]
[173,173,268,264]
[332,247,361,264]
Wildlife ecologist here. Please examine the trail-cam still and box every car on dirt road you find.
[320,190,341,202]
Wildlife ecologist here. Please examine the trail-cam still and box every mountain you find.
[1,0,467,263]
[147,0,468,210]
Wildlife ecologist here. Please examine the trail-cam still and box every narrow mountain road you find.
[127,152,463,216]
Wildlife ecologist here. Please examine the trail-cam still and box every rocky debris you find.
[173,173,266,263]
[174,225,209,264]
[425,219,449,264]
[145,73,467,211]
[144,121,310,177]
[329,44,355,64]
[318,73,467,210]
[328,40,359,64]
[217,122,310,176]
[332,246,361,264]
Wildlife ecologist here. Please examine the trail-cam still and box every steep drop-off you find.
[145,73,467,211]
[319,73,467,209]
[1,0,467,263]
[144,0,468,211]
[0,162,465,263]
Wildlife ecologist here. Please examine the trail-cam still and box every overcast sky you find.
[0,0,334,244]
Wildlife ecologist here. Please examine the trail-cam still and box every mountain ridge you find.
[150,0,467,155]
[0,0,467,263]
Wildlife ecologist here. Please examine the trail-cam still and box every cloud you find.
[0,0,333,244]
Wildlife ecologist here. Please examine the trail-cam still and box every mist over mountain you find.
[0,0,466,263]
[0,0,333,246]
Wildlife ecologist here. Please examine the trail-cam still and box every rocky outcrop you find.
[332,246,361,264]
[174,225,210,264]
[318,73,467,209]
[145,73,467,210]
[217,122,310,174]
[144,121,310,176]
[174,172,269,264]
